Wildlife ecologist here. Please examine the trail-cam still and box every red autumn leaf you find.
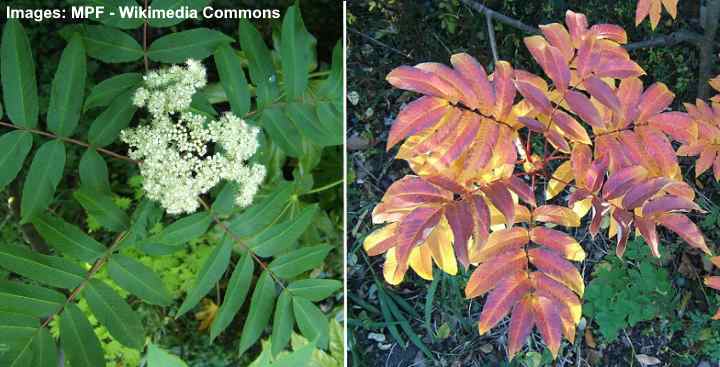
[533,205,581,227]
[507,295,535,360]
[528,247,584,296]
[477,272,532,334]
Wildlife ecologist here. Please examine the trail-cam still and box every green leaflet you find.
[287,279,342,302]
[140,212,212,251]
[20,139,66,223]
[261,106,308,158]
[214,44,251,116]
[148,0,209,28]
[238,19,275,87]
[280,5,315,100]
[84,73,142,111]
[318,40,343,105]
[1,20,38,128]
[0,131,33,190]
[212,181,240,217]
[271,290,294,356]
[31,213,105,262]
[238,19,278,106]
[210,253,254,341]
[82,25,143,63]
[286,102,342,147]
[60,303,106,367]
[0,244,85,289]
[85,0,144,29]
[176,237,233,317]
[148,28,233,63]
[292,296,329,350]
[228,183,294,238]
[0,280,65,317]
[239,270,278,357]
[73,186,130,232]
[79,149,111,195]
[249,204,319,257]
[146,344,188,367]
[83,278,145,349]
[268,244,332,280]
[32,328,57,367]
[0,311,37,366]
[47,34,86,137]
[107,254,172,306]
[272,343,315,367]
[87,90,137,147]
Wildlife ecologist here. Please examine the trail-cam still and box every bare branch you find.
[485,11,499,63]
[698,0,720,99]
[460,0,539,35]
[624,29,705,51]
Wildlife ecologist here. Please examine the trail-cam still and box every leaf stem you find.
[303,179,343,195]
[197,198,287,290]
[0,120,137,163]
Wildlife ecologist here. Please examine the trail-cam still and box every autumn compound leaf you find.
[365,8,714,361]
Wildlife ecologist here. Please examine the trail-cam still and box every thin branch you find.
[0,121,137,163]
[485,11,499,63]
[143,0,149,72]
[624,29,705,51]
[460,0,539,35]
[348,27,413,59]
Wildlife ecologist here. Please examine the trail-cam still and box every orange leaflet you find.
[636,0,679,30]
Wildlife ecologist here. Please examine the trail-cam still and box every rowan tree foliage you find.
[364,9,720,360]
[0,2,342,366]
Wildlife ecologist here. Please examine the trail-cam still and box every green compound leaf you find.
[0,244,85,289]
[148,28,233,63]
[107,254,173,306]
[84,73,141,111]
[1,20,38,128]
[238,270,277,357]
[82,25,143,63]
[146,344,189,367]
[268,244,332,280]
[60,303,106,367]
[83,278,145,349]
[214,44,251,116]
[210,253,254,341]
[32,213,105,262]
[87,90,137,147]
[148,0,209,28]
[261,106,306,158]
[286,102,341,147]
[228,182,294,238]
[79,148,112,195]
[0,311,38,367]
[287,279,342,301]
[73,186,130,232]
[0,131,33,190]
[20,139,66,223]
[47,34,86,137]
[271,289,294,356]
[0,280,65,317]
[176,237,233,317]
[292,296,329,350]
[249,204,319,257]
[280,5,315,100]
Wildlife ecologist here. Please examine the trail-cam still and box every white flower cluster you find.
[121,60,266,214]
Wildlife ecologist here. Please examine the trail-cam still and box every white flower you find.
[122,60,265,214]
